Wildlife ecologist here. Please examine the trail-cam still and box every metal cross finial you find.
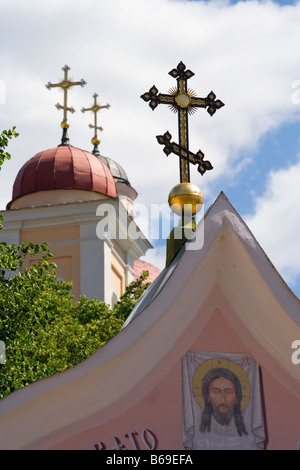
[141,61,224,183]
[81,93,110,155]
[46,65,87,145]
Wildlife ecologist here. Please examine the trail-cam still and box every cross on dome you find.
[141,62,224,266]
[46,65,87,146]
[81,93,110,156]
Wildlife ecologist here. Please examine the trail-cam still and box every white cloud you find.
[1,0,300,293]
[245,157,300,290]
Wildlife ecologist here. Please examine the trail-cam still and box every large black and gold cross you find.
[81,93,110,155]
[46,65,86,145]
[141,61,224,183]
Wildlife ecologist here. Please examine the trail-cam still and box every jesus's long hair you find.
[200,367,248,437]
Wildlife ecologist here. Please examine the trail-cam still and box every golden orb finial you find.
[168,182,203,217]
[61,120,70,129]
[92,136,101,146]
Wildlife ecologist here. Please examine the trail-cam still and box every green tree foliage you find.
[0,249,150,398]
[0,128,151,399]
[0,127,18,230]
[0,126,19,168]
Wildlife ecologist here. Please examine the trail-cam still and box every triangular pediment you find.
[0,192,299,450]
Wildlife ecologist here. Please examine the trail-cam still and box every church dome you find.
[92,151,137,208]
[10,145,117,207]
[96,154,130,185]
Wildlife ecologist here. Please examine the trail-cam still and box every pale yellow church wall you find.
[20,226,80,244]
[111,266,123,300]
[10,189,108,209]
[111,252,125,300]
[111,239,126,264]
[45,286,300,451]
[20,226,81,300]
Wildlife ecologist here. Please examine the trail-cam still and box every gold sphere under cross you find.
[168,182,203,217]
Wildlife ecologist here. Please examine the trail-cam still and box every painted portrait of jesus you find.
[182,353,266,450]
[200,367,248,436]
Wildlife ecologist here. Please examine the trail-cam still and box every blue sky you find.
[0,0,299,300]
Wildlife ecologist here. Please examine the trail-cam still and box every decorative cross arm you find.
[156,131,213,176]
[55,103,75,114]
[45,65,86,91]
[141,86,224,116]
[88,123,103,132]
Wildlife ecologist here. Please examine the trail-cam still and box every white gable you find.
[0,192,299,450]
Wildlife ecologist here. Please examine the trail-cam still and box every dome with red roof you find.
[8,145,117,208]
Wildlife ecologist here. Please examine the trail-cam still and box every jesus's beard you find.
[212,404,234,426]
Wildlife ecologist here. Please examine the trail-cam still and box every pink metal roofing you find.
[134,259,161,283]
[12,145,117,201]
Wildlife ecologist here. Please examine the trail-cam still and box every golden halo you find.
[192,357,251,412]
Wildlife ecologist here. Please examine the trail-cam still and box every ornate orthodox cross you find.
[81,93,110,154]
[46,65,86,144]
[141,61,224,183]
